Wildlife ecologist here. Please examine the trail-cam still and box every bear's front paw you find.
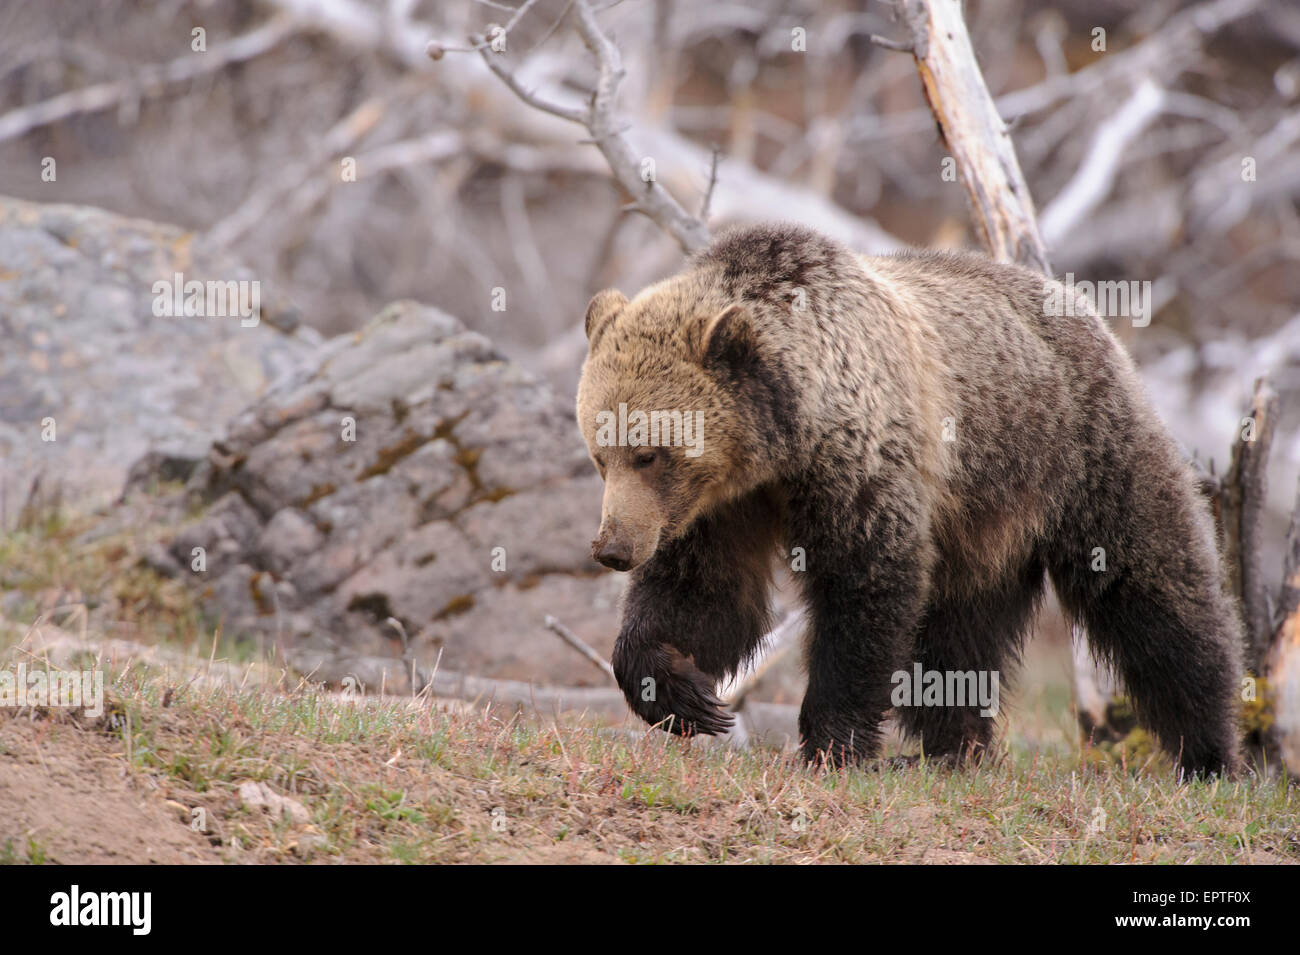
[612,641,733,736]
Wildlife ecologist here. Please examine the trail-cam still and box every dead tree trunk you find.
[1270,480,1300,774]
[882,0,1050,272]
[1204,379,1299,772]
[1219,379,1279,675]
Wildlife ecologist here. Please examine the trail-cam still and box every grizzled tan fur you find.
[576,223,1241,776]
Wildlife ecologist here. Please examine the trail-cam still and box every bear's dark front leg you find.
[794,474,931,766]
[611,487,782,736]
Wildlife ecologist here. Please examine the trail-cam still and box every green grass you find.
[10,662,1282,864]
[0,837,49,865]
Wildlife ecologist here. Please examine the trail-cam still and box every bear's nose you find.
[594,540,633,572]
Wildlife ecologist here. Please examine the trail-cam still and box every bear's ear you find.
[584,289,628,347]
[696,302,755,368]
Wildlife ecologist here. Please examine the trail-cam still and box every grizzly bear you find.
[576,222,1241,776]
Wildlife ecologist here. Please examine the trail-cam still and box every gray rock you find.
[167,299,620,685]
[2,195,622,688]
[0,196,315,523]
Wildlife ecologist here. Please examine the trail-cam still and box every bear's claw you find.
[612,641,733,737]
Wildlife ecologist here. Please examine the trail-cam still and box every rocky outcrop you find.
[0,196,313,523]
[0,195,622,689]
[154,301,620,689]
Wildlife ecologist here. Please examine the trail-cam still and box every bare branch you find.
[849,0,1260,146]
[0,15,298,144]
[468,37,587,123]
[435,0,545,55]
[544,615,617,683]
[868,33,914,54]
[436,0,711,253]
[569,0,712,252]
[698,144,721,222]
[1023,0,1257,115]
[1039,79,1166,245]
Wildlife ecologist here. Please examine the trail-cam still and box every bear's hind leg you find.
[1049,473,1242,777]
[897,559,1045,763]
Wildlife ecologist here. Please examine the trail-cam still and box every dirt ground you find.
[0,718,219,864]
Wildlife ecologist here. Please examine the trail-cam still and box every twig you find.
[698,144,721,221]
[571,0,711,252]
[441,0,712,253]
[465,37,586,123]
[868,34,914,54]
[434,0,545,56]
[543,614,616,683]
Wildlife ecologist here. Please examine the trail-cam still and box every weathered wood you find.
[885,0,1050,272]
[1220,378,1279,673]
[1277,476,1300,631]
[544,614,617,684]
[1268,485,1300,775]
[1262,476,1300,774]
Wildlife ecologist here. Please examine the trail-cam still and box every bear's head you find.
[575,280,770,571]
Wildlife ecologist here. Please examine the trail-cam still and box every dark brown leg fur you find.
[793,466,931,766]
[899,558,1046,761]
[611,487,781,736]
[1048,452,1241,777]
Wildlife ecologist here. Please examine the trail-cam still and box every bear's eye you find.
[633,448,659,470]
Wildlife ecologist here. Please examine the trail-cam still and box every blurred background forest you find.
[2,0,1297,433]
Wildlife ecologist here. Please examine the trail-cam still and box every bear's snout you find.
[592,536,634,572]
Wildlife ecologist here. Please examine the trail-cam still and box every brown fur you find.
[576,222,1242,776]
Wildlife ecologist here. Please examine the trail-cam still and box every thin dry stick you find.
[544,615,617,683]
[699,144,722,222]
